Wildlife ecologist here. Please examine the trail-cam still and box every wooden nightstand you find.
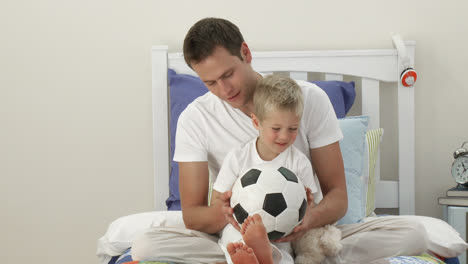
[439,196,468,264]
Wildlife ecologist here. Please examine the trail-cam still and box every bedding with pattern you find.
[109,249,459,264]
[97,70,465,264]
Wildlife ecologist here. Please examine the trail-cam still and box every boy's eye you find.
[289,128,298,131]
[272,128,280,131]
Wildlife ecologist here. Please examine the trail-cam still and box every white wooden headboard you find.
[151,39,416,215]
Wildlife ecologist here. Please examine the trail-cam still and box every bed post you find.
[152,46,170,211]
[394,38,417,215]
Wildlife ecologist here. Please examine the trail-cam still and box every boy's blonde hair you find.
[253,75,304,121]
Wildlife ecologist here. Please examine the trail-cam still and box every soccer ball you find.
[230,163,308,240]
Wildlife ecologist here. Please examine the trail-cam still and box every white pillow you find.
[365,215,468,258]
[410,215,468,258]
[96,211,184,264]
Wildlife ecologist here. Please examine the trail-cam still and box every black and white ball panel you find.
[240,168,261,187]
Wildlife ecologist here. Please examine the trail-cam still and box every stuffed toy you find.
[292,224,342,264]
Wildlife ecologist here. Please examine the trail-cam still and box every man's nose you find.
[218,79,232,96]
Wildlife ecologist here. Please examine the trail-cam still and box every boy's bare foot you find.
[227,242,259,264]
[241,214,274,264]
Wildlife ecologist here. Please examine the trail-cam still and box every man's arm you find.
[276,141,347,242]
[306,141,347,226]
[179,161,229,234]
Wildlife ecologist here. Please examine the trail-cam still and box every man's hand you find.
[274,187,315,243]
[220,191,241,231]
[211,190,241,231]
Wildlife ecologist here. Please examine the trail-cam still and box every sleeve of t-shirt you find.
[302,82,343,149]
[296,153,318,194]
[213,150,239,193]
[173,106,208,162]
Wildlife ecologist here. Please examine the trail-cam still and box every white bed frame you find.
[151,37,416,215]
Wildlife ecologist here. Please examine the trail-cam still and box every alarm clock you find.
[451,141,468,186]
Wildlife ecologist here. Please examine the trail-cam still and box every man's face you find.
[191,45,256,110]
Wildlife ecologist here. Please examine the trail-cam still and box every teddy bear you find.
[292,224,343,264]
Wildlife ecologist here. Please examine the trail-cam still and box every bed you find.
[97,37,467,264]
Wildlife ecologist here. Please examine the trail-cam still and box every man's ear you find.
[251,113,260,130]
[241,42,252,63]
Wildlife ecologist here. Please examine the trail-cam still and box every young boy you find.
[212,75,319,264]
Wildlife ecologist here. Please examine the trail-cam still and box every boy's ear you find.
[251,114,260,130]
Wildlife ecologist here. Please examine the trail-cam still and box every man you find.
[178,17,347,240]
[132,17,428,264]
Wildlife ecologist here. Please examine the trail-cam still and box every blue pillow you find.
[337,115,369,225]
[310,81,355,118]
[166,69,208,210]
[166,69,356,210]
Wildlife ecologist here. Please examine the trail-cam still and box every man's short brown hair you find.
[183,17,244,67]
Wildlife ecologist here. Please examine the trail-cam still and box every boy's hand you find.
[273,187,315,243]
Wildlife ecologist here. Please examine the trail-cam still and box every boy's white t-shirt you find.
[174,80,343,202]
[213,138,320,264]
[213,138,319,201]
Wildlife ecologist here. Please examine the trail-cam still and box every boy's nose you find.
[278,131,289,141]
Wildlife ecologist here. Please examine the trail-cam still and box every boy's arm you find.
[179,161,229,234]
[275,141,347,242]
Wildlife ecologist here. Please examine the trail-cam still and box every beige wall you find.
[2,0,467,263]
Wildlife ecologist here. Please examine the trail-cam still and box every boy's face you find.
[253,109,300,159]
[191,44,257,111]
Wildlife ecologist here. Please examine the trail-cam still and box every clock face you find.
[452,156,468,184]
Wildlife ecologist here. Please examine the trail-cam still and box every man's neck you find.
[238,71,263,117]
[238,103,254,117]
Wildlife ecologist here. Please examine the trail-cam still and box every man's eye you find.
[224,71,233,78]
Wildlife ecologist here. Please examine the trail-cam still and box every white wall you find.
[1,0,467,263]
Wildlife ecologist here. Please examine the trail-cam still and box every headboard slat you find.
[324,73,343,81]
[261,71,274,76]
[361,78,382,186]
[397,43,416,215]
[290,72,308,81]
[152,46,171,211]
[361,78,380,130]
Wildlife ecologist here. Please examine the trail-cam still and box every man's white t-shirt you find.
[213,137,319,199]
[174,80,343,202]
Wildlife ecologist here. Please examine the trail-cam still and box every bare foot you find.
[241,214,274,264]
[227,242,259,264]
